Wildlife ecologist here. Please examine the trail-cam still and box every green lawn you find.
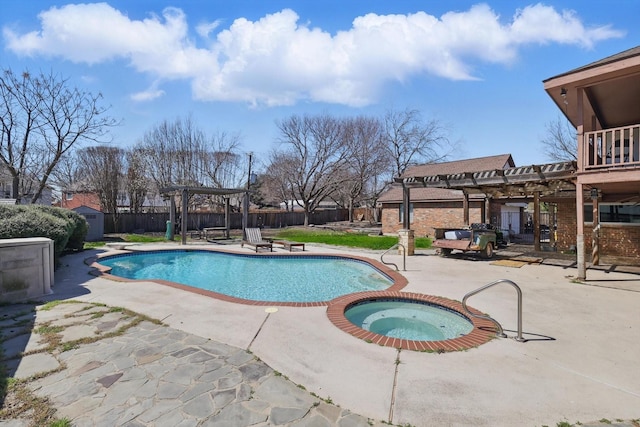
[83,233,174,249]
[83,229,431,251]
[274,229,431,250]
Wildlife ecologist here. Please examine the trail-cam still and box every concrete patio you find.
[3,241,639,426]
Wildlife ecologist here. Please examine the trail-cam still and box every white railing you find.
[583,124,640,170]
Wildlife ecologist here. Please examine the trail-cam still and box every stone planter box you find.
[0,238,54,303]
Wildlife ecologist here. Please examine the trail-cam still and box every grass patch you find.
[122,234,169,243]
[274,229,431,250]
[83,233,176,250]
[40,301,65,311]
[83,241,105,249]
[34,325,64,335]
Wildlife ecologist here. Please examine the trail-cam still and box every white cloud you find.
[3,2,624,107]
[130,88,166,102]
[196,19,222,38]
[509,4,624,48]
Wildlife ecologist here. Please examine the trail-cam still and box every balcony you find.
[583,124,640,171]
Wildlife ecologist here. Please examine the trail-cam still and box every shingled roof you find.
[378,186,485,203]
[401,154,514,178]
[378,154,515,203]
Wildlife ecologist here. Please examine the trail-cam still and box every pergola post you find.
[402,184,410,229]
[576,183,586,279]
[242,192,249,240]
[224,197,231,239]
[181,188,188,245]
[462,190,469,227]
[533,191,540,251]
[169,196,176,240]
[591,188,600,265]
[399,184,415,256]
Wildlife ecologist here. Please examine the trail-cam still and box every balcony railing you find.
[584,124,640,171]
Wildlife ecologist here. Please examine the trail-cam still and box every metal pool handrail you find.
[462,279,525,342]
[380,243,406,271]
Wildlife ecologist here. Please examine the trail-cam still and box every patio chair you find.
[241,228,273,252]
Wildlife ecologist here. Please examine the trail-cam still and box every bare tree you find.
[136,115,207,190]
[76,146,125,229]
[273,113,350,225]
[125,148,149,213]
[382,108,450,176]
[541,115,577,161]
[0,68,117,203]
[262,150,297,211]
[340,116,388,222]
[49,152,82,197]
[201,131,243,187]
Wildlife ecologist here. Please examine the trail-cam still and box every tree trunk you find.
[12,175,20,204]
[348,198,354,223]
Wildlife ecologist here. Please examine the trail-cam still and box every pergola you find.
[159,186,247,245]
[394,161,578,251]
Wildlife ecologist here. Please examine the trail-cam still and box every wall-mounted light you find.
[560,87,568,107]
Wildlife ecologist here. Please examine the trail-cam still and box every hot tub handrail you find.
[380,243,406,271]
[462,279,525,342]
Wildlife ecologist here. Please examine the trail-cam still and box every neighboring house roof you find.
[378,187,485,203]
[378,154,514,204]
[400,154,514,178]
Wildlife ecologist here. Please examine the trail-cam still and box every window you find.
[600,204,640,223]
[584,203,640,224]
[66,192,74,200]
[584,204,593,223]
[398,203,414,223]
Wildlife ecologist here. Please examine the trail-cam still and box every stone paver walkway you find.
[1,301,385,426]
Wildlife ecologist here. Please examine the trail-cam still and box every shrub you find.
[34,206,88,251]
[0,205,88,262]
[0,206,70,262]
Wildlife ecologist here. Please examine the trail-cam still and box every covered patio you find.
[395,160,577,252]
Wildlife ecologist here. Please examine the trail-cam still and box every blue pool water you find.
[98,250,393,302]
[345,299,473,341]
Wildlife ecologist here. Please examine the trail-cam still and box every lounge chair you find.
[241,228,273,252]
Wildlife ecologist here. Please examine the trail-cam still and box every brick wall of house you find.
[381,201,484,238]
[556,199,577,251]
[599,226,640,259]
[555,198,640,262]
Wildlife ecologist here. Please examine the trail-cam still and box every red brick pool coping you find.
[326,291,497,352]
[87,247,408,307]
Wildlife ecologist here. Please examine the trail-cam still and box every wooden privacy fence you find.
[103,209,350,234]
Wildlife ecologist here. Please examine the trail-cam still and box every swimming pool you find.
[96,250,396,303]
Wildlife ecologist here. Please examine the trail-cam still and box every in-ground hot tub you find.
[327,292,496,352]
[344,298,473,341]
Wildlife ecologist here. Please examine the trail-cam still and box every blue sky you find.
[1,1,638,171]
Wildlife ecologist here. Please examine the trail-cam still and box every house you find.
[60,191,102,211]
[386,46,640,278]
[544,45,640,277]
[378,154,517,237]
[0,167,53,205]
